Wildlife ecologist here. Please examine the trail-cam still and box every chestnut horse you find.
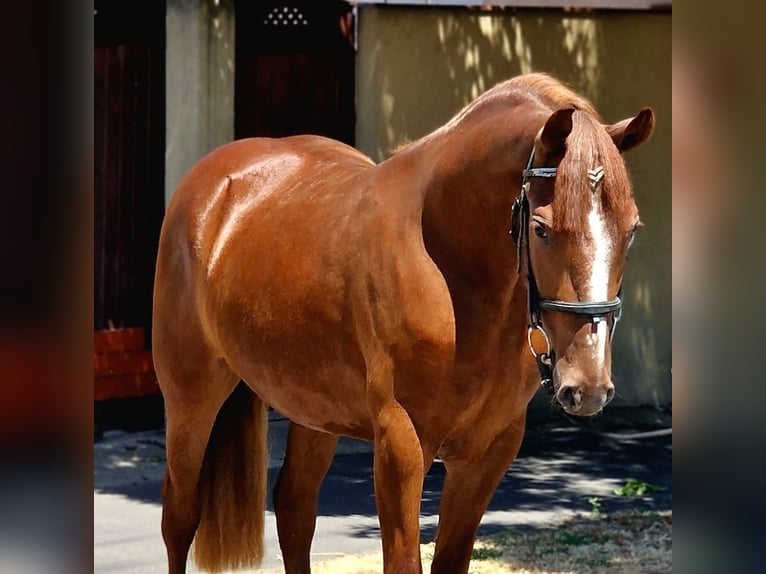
[153,73,654,574]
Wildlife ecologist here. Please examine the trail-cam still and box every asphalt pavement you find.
[94,410,671,573]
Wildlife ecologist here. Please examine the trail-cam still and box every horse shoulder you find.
[352,188,457,400]
[396,234,456,361]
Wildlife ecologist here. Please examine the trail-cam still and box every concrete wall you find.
[357,6,671,408]
[165,0,235,205]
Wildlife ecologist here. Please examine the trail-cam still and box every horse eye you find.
[627,229,637,250]
[533,223,548,239]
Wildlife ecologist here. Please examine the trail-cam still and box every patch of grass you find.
[613,478,664,497]
[260,510,672,574]
[471,545,503,560]
[557,531,588,546]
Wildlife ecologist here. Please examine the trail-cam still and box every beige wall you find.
[165,0,235,205]
[357,6,671,408]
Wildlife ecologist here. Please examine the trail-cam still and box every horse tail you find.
[192,381,269,572]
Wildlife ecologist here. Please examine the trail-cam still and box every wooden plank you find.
[95,45,108,330]
[94,349,154,378]
[95,371,161,402]
[94,1,165,334]
[94,327,145,353]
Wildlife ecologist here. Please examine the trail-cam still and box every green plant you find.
[588,496,602,518]
[613,479,664,497]
[558,531,588,546]
[470,545,502,560]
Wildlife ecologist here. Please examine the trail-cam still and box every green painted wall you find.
[357,6,671,408]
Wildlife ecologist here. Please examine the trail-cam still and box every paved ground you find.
[94,411,671,573]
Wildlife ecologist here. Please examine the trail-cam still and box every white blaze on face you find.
[586,185,612,367]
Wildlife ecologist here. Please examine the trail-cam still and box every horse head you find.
[520,106,654,416]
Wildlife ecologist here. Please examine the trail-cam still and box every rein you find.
[511,148,623,395]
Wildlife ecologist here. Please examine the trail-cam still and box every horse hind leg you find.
[274,422,339,574]
[158,352,240,574]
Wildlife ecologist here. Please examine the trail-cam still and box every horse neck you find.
[416,105,547,302]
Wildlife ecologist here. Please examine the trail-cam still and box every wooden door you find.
[235,0,356,144]
[94,0,165,408]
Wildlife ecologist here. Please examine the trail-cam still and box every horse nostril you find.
[556,385,583,413]
[605,386,615,405]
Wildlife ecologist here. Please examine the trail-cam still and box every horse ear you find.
[606,107,655,153]
[540,107,575,155]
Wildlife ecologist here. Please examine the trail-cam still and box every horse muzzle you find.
[553,372,615,416]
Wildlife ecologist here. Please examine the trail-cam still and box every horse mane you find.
[554,110,631,231]
[389,140,412,156]
[510,73,599,118]
[442,73,601,132]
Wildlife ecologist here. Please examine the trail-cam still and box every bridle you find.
[510,148,623,395]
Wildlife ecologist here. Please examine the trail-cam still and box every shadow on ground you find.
[317,428,671,542]
[94,411,671,542]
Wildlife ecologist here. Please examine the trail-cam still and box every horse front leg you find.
[274,422,338,574]
[367,353,426,574]
[430,417,527,574]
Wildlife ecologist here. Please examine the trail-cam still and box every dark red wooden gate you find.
[94,0,165,406]
[235,0,356,144]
